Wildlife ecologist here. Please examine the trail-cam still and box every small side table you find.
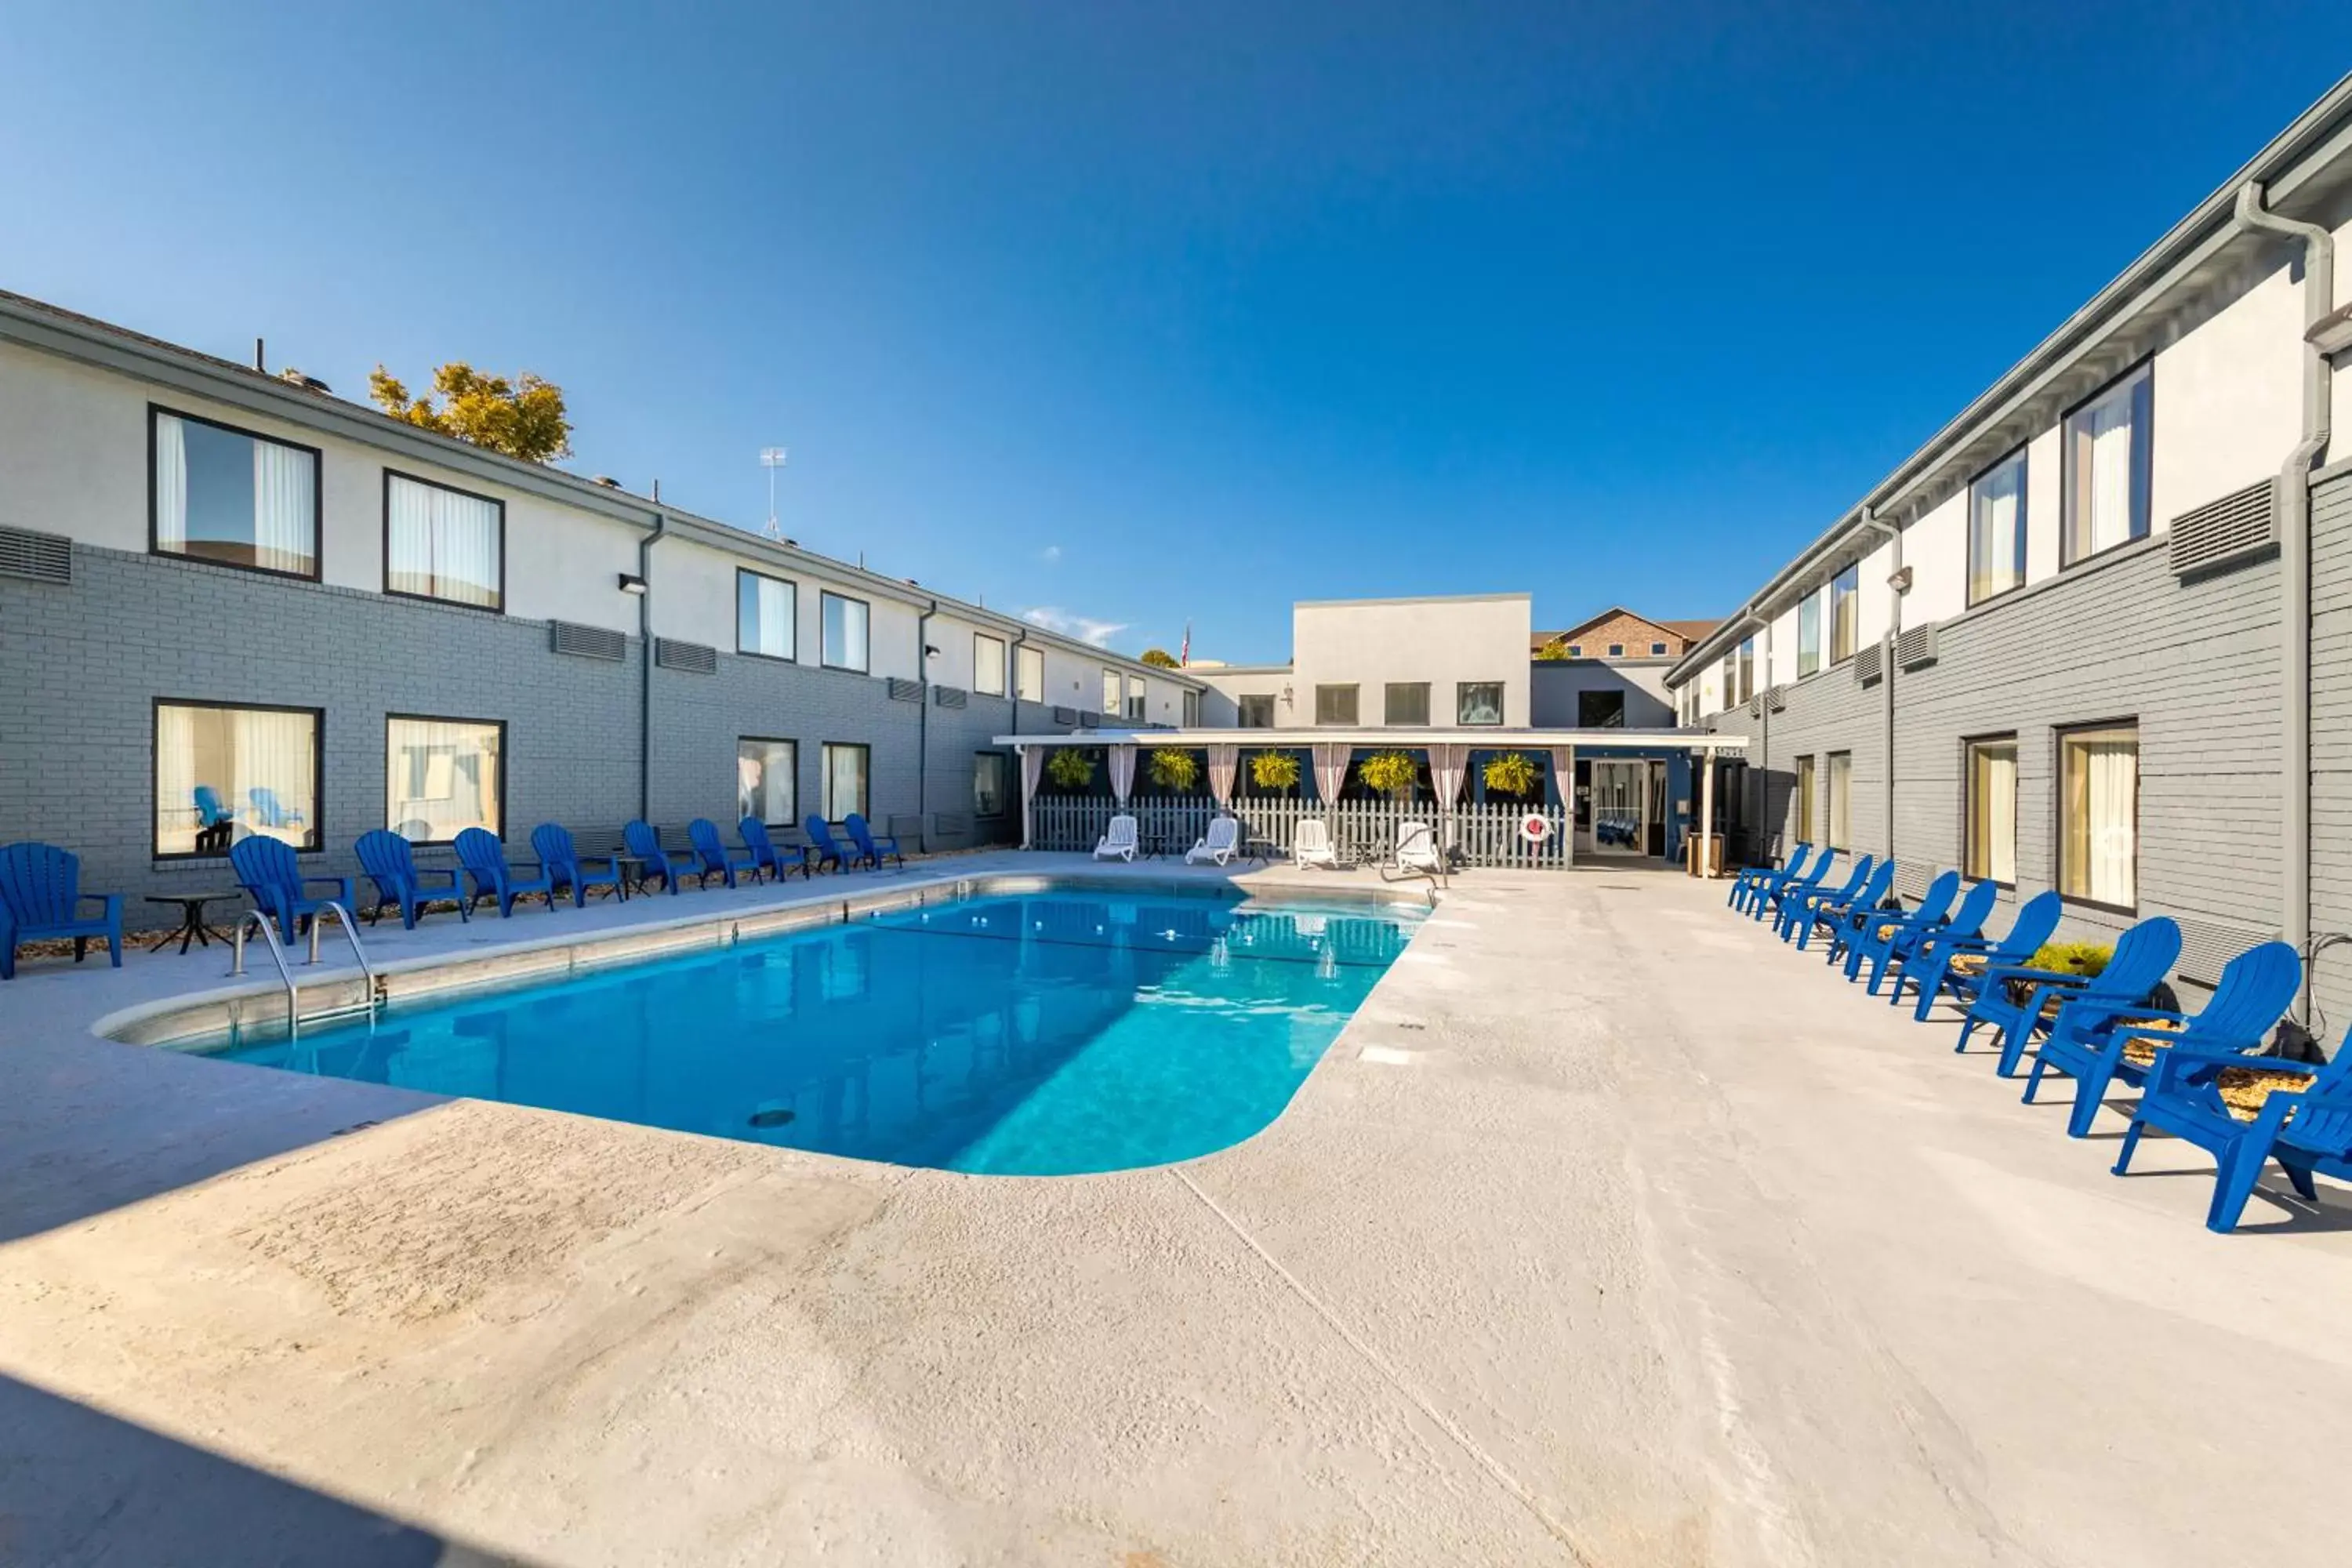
[1242,837,1279,866]
[144,891,242,955]
[610,854,651,898]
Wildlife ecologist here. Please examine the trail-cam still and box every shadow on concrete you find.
[0,1033,444,1244]
[0,1373,528,1566]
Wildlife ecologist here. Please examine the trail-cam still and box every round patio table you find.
[143,891,243,955]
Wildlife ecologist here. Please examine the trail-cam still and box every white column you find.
[1698,750,1716,877]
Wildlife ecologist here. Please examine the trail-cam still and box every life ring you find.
[1519,813,1552,844]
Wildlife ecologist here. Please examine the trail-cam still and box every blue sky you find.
[4,4,2348,662]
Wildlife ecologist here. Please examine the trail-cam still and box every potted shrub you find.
[1357,750,1419,800]
[1482,751,1541,800]
[1045,748,1097,791]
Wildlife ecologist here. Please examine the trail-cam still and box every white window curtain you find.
[752,576,794,657]
[2081,397,2136,555]
[1970,744,2016,884]
[975,634,1007,696]
[823,596,869,670]
[1827,754,1852,850]
[1102,670,1121,714]
[1016,647,1044,703]
[2070,735,2137,905]
[387,477,500,608]
[154,413,190,551]
[1969,456,2025,601]
[738,740,795,822]
[154,702,198,852]
[230,709,316,845]
[252,440,315,575]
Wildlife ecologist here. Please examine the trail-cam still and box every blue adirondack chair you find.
[230,835,354,942]
[532,823,627,907]
[1833,869,1958,977]
[2115,1034,2352,1232]
[1778,855,1875,945]
[2026,940,2302,1137]
[1860,877,1996,996]
[1896,890,2062,1018]
[1960,916,2183,1079]
[353,829,468,930]
[739,818,809,882]
[845,813,903,869]
[802,816,851,873]
[0,842,124,980]
[1730,844,1810,913]
[1799,859,1893,954]
[687,818,763,888]
[454,827,558,916]
[247,786,306,829]
[622,820,699,895]
[1755,850,1836,924]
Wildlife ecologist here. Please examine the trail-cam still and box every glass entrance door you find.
[1591,760,1646,855]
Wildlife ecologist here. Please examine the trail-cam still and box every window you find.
[1719,654,1736,707]
[1101,670,1122,714]
[1798,590,1823,677]
[1577,691,1625,728]
[2060,722,2138,908]
[820,742,870,822]
[1240,694,1276,728]
[1794,756,1816,843]
[1737,636,1755,703]
[737,569,797,659]
[973,633,1007,696]
[2063,363,2153,565]
[1385,682,1430,725]
[387,716,503,843]
[1606,643,1624,658]
[820,592,869,671]
[154,700,321,857]
[1829,565,1859,664]
[1566,644,1582,657]
[1456,681,1504,725]
[738,738,797,824]
[383,472,502,610]
[1181,689,1201,726]
[1126,674,1145,721]
[974,753,1009,818]
[1968,450,2028,604]
[1650,641,1667,655]
[1014,644,1045,703]
[151,407,319,579]
[1826,752,1852,850]
[1963,735,2017,884]
[1315,684,1359,725]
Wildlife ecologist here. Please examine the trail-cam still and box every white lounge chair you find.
[1395,820,1443,874]
[1185,815,1241,866]
[1293,818,1339,870]
[1094,814,1139,862]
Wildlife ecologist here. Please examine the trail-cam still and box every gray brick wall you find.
[0,543,1068,928]
[1709,530,2286,974]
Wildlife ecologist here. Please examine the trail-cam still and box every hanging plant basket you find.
[1357,749,1419,799]
[1483,751,1541,799]
[1146,746,1200,792]
[1250,750,1301,794]
[1045,748,1097,790]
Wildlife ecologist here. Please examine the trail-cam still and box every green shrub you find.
[1045,749,1096,790]
[2028,941,2112,978]
[1482,751,1541,798]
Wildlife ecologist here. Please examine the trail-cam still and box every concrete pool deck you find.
[3,859,2350,1565]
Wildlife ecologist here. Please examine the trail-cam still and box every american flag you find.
[1178,621,1190,666]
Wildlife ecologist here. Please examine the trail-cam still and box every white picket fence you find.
[1029,795,1571,869]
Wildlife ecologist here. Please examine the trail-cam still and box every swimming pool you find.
[187,887,1421,1175]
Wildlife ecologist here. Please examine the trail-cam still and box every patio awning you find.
[989,727,1746,753]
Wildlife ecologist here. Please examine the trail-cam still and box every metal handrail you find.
[229,909,299,1030]
[230,901,378,1037]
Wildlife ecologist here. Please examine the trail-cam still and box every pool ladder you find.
[230,902,381,1037]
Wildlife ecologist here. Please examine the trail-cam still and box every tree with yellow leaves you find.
[369,363,572,463]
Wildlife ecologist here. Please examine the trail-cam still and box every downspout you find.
[1878,508,1902,870]
[637,512,667,821]
[2235,181,2334,1019]
[917,599,938,852]
[1009,626,1030,731]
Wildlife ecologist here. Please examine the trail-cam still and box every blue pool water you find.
[191,889,1420,1175]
